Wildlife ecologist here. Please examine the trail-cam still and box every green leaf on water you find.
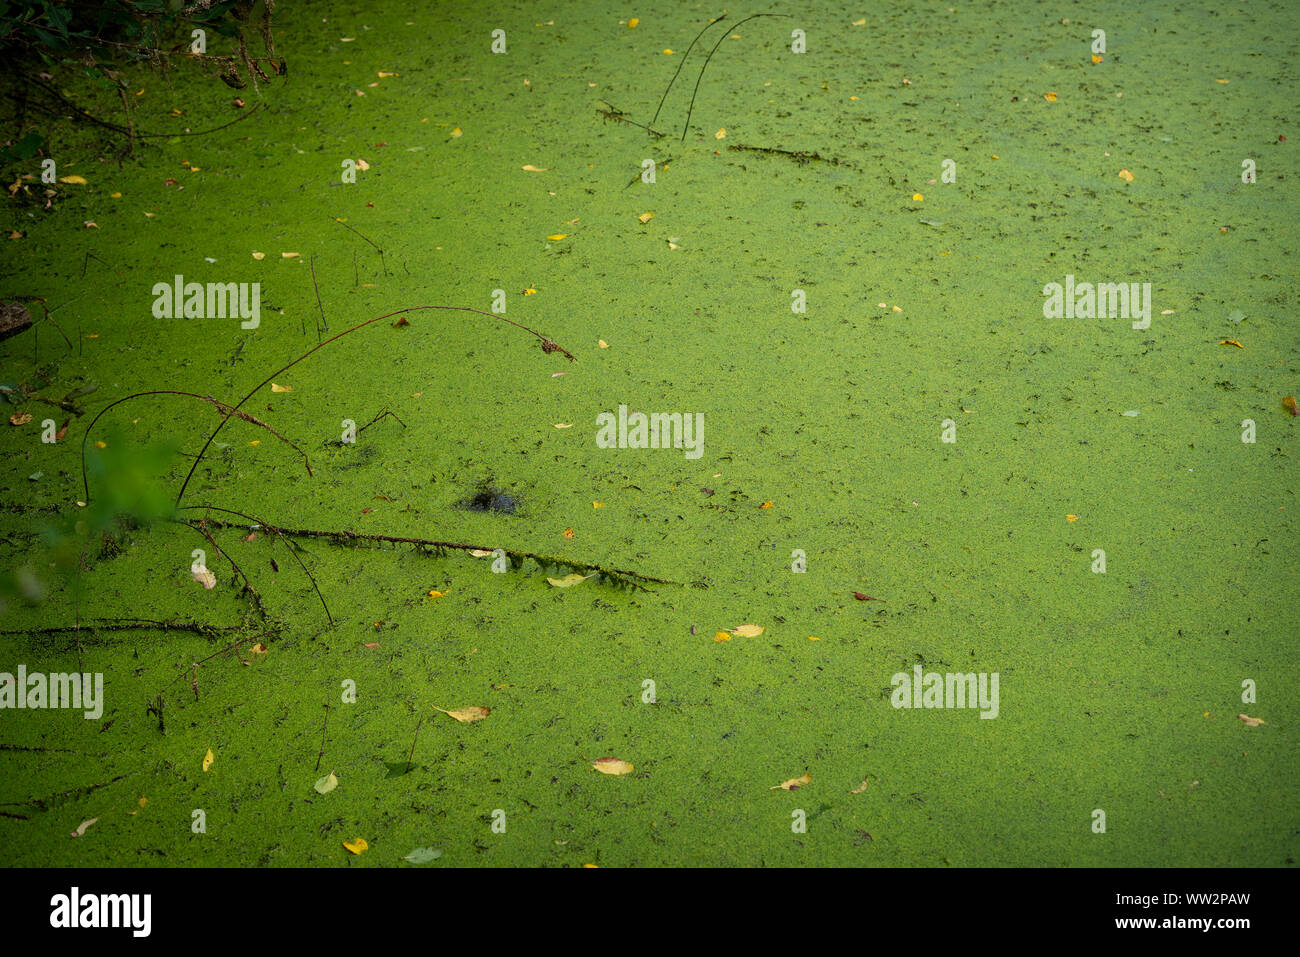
[403,846,442,864]
[1227,309,1246,324]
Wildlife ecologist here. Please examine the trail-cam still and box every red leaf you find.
[853,592,881,601]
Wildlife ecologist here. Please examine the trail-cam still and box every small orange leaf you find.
[1283,396,1298,417]
[562,527,574,539]
[1043,91,1058,102]
[713,632,732,642]
[759,501,773,509]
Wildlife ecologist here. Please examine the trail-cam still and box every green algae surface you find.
[1,0,1297,867]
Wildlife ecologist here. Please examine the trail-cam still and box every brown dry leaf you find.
[592,757,634,775]
[730,624,764,637]
[771,772,811,791]
[270,382,292,393]
[547,572,594,587]
[192,565,216,590]
[202,748,214,772]
[522,164,550,172]
[1238,713,1266,727]
[433,705,490,723]
[9,412,32,426]
[70,817,98,837]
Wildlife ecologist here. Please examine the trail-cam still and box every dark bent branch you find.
[80,390,312,504]
[174,304,576,506]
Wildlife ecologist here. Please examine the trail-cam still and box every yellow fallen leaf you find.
[562,527,575,539]
[1091,54,1103,64]
[355,158,370,170]
[771,772,811,791]
[281,252,300,259]
[554,422,573,429]
[598,339,609,349]
[851,779,869,794]
[342,837,368,854]
[759,501,773,509]
[110,191,121,198]
[468,549,494,558]
[546,233,567,241]
[1066,514,1078,523]
[521,164,550,171]
[731,624,764,637]
[714,128,726,139]
[252,251,265,260]
[852,18,866,26]
[714,632,732,642]
[807,636,821,641]
[1215,78,1230,84]
[912,193,924,201]
[58,175,88,185]
[547,572,595,587]
[427,589,447,599]
[638,211,654,223]
[592,757,634,775]
[1219,339,1243,349]
[450,127,462,137]
[270,382,292,392]
[433,705,490,723]
[1118,168,1134,182]
[523,287,538,295]
[628,18,639,28]
[663,49,674,55]
[314,772,338,794]
[1238,713,1266,726]
[202,748,214,772]
[1043,91,1058,102]
[251,642,268,654]
[592,501,603,508]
